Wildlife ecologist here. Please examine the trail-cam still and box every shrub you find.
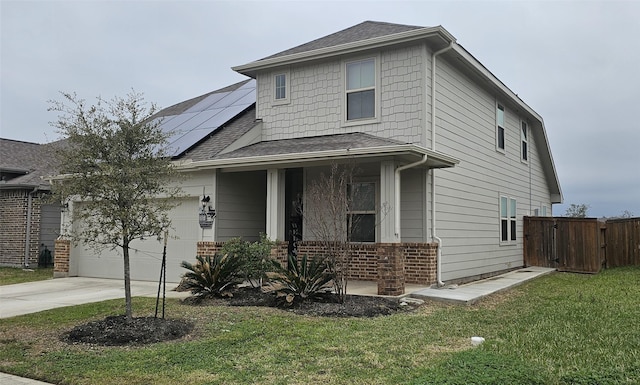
[179,254,244,297]
[265,253,334,305]
[221,234,274,287]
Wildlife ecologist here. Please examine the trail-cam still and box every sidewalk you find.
[0,372,54,385]
[410,266,556,304]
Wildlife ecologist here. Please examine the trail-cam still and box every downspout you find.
[24,187,39,268]
[395,155,428,239]
[430,42,453,287]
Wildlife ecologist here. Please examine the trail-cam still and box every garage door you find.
[74,198,199,282]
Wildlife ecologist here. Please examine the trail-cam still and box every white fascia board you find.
[177,145,459,172]
[232,26,456,77]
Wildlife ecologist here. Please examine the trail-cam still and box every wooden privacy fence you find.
[524,217,603,273]
[524,217,640,273]
[606,218,640,267]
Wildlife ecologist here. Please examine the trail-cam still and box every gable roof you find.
[233,21,454,78]
[262,21,424,60]
[0,139,62,190]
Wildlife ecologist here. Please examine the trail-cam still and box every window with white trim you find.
[275,74,286,100]
[273,72,289,105]
[496,103,505,152]
[346,58,375,121]
[521,120,528,162]
[500,196,517,242]
[347,182,376,242]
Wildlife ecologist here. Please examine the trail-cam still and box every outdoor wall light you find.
[199,195,215,229]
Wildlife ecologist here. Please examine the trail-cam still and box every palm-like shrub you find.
[179,254,244,297]
[265,254,334,305]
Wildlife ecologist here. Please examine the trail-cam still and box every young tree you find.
[48,91,183,319]
[565,203,590,218]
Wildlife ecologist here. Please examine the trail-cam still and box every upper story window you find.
[500,196,517,243]
[346,58,376,121]
[273,71,289,105]
[348,182,376,242]
[275,74,286,100]
[521,120,529,162]
[496,103,505,152]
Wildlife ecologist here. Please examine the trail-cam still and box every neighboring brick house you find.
[0,139,61,267]
[59,21,562,294]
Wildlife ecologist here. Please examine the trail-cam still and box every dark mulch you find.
[63,315,193,346]
[62,287,417,346]
[183,286,417,318]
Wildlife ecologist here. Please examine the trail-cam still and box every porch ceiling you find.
[177,133,459,172]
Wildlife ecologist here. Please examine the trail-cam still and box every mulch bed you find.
[62,287,419,346]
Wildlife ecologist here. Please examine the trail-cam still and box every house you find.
[56,21,562,294]
[0,139,61,267]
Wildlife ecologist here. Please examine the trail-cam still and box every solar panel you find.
[159,79,256,156]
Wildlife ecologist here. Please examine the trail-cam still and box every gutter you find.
[176,144,458,172]
[430,42,454,287]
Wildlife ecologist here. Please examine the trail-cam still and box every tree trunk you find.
[123,243,132,319]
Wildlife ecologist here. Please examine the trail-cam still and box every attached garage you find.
[70,198,200,283]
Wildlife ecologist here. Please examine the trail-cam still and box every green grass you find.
[0,267,53,285]
[1,267,639,384]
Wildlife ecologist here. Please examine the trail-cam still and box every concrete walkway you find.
[411,266,556,304]
[0,372,54,385]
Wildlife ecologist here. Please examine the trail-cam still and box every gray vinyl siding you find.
[400,168,426,242]
[39,204,60,264]
[216,171,266,241]
[433,55,553,282]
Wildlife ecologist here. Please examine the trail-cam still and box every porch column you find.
[380,161,398,243]
[266,169,285,241]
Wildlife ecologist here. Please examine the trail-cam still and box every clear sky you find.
[1,0,639,218]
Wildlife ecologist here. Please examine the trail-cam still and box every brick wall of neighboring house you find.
[0,189,43,267]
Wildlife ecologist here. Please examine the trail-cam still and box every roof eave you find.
[232,26,456,77]
[177,144,459,172]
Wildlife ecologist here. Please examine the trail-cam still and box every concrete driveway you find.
[0,277,189,319]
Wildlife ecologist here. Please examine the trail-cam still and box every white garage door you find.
[74,198,199,282]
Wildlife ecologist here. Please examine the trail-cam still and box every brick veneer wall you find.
[54,238,70,277]
[195,240,438,292]
[296,241,437,285]
[0,189,43,267]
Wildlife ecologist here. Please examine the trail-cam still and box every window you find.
[521,120,528,162]
[348,182,376,242]
[541,205,547,217]
[496,104,505,152]
[273,72,289,104]
[346,59,375,120]
[500,196,517,242]
[275,74,286,100]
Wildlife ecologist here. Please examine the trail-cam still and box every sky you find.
[1,0,639,218]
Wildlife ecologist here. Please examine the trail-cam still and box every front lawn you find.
[1,267,639,384]
[0,267,53,286]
